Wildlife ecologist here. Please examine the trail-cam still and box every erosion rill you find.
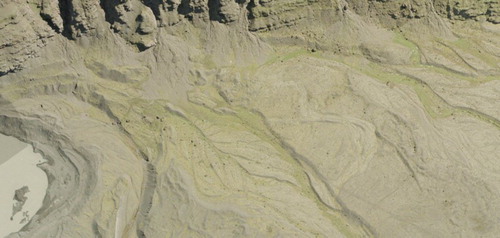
[0,0,499,237]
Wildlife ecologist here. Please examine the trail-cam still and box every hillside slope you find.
[1,0,499,237]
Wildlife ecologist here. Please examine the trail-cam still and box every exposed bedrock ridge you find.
[2,0,499,75]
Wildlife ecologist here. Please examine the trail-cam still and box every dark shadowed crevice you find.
[99,0,125,29]
[178,0,193,20]
[59,0,73,39]
[0,68,17,77]
[246,0,256,20]
[56,0,89,38]
[99,0,112,25]
[142,0,162,21]
[246,0,258,31]
[446,4,451,19]
[453,8,472,20]
[177,0,192,15]
[136,43,150,52]
[207,0,221,21]
[39,13,61,33]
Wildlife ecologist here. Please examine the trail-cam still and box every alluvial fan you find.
[0,0,499,237]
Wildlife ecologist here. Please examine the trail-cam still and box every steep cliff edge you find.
[1,0,499,237]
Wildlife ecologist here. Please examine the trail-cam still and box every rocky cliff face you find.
[4,0,499,75]
[1,0,499,237]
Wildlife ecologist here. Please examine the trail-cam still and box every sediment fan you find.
[0,0,499,237]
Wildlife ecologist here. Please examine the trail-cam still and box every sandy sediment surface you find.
[0,141,47,237]
[0,0,499,237]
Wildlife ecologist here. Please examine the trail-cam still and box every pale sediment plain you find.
[0,134,48,237]
[0,0,500,237]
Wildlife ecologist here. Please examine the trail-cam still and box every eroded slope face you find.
[0,0,499,237]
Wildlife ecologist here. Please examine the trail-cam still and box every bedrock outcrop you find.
[1,0,499,237]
